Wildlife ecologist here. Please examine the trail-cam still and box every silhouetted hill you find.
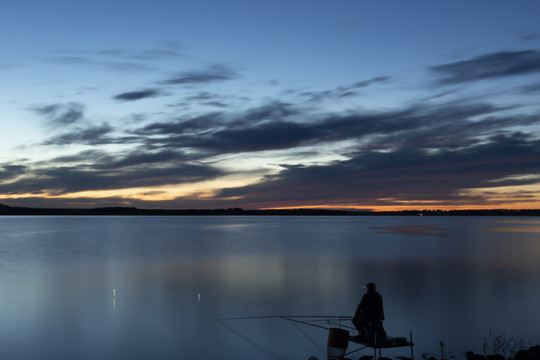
[0,203,539,216]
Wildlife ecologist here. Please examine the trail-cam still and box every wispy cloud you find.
[0,149,222,195]
[216,132,540,208]
[113,88,163,101]
[520,33,540,41]
[31,103,85,127]
[431,50,540,83]
[43,123,114,146]
[134,101,519,155]
[0,165,27,182]
[181,92,232,108]
[351,76,391,88]
[522,83,540,93]
[93,150,190,169]
[162,64,238,85]
[9,46,540,209]
[49,56,154,72]
[58,47,184,61]
[47,46,184,73]
[297,76,391,102]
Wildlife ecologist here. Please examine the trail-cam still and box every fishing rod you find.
[217,315,353,331]
[218,314,415,359]
[216,319,289,360]
[218,315,352,321]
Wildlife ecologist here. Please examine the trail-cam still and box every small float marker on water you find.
[197,293,201,302]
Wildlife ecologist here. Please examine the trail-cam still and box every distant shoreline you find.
[1,204,539,216]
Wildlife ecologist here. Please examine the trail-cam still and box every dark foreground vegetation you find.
[1,203,539,216]
[419,345,540,360]
[419,333,538,360]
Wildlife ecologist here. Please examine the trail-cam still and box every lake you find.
[0,216,539,360]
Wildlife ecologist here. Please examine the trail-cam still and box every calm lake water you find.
[1,216,539,360]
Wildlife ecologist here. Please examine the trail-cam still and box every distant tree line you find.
[1,203,539,216]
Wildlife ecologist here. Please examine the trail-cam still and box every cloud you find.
[0,165,27,181]
[520,33,540,41]
[31,102,85,127]
[356,103,536,151]
[215,132,540,208]
[9,46,540,209]
[125,97,540,208]
[202,101,229,108]
[94,150,189,169]
[298,76,390,102]
[127,48,184,60]
[18,88,536,206]
[135,101,518,155]
[0,164,220,195]
[162,64,238,85]
[43,123,114,145]
[137,102,315,153]
[193,121,319,152]
[351,76,391,88]
[0,149,222,195]
[113,88,163,101]
[522,83,540,93]
[106,62,155,72]
[42,149,192,170]
[183,92,232,108]
[43,150,109,165]
[431,50,540,84]
[30,103,136,146]
[49,56,154,72]
[47,47,184,75]
[138,112,224,137]
[61,47,184,61]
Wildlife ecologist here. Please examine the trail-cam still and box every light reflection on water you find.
[485,219,540,233]
[0,216,539,359]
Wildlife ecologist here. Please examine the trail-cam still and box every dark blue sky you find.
[1,0,540,210]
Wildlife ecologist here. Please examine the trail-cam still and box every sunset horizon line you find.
[1,202,539,214]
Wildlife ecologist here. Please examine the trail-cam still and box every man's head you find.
[365,282,376,292]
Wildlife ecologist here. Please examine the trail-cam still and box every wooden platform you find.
[347,334,415,359]
[349,335,413,349]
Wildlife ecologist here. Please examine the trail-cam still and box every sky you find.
[1,0,540,211]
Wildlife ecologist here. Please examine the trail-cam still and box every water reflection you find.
[371,224,445,236]
[485,218,540,233]
[0,216,539,359]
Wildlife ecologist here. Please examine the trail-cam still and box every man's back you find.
[356,290,384,321]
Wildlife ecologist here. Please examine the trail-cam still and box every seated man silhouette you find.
[352,282,386,342]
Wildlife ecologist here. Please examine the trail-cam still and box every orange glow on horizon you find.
[1,180,540,211]
[0,175,261,203]
[1,192,539,211]
[260,203,540,212]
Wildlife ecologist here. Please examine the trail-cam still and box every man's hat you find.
[364,282,376,290]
